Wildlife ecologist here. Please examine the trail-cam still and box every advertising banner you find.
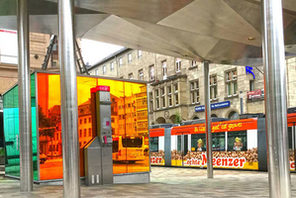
[171,119,257,135]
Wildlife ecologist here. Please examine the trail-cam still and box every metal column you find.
[17,0,33,192]
[58,0,80,197]
[262,0,291,197]
[204,61,213,178]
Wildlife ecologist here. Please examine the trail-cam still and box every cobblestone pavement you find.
[0,167,296,197]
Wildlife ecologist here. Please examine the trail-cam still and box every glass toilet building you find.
[3,72,150,181]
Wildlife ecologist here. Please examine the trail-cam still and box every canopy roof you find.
[0,0,295,65]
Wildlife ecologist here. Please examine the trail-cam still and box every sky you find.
[0,29,122,66]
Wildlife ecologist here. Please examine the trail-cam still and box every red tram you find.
[150,113,296,171]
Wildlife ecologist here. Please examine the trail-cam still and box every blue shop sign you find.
[195,101,231,112]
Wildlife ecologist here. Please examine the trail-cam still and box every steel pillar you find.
[58,0,80,197]
[17,0,33,192]
[262,0,291,197]
[204,60,213,178]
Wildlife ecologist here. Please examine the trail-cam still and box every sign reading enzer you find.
[195,101,231,112]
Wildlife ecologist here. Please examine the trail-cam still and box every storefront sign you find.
[247,89,264,101]
[195,101,230,112]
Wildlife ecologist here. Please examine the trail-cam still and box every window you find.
[79,119,82,124]
[110,62,114,71]
[162,60,167,80]
[138,69,144,80]
[84,129,87,137]
[212,133,226,151]
[190,80,199,104]
[225,69,238,96]
[210,75,217,100]
[88,128,92,136]
[84,118,87,124]
[155,89,160,109]
[176,58,181,72]
[138,50,142,58]
[95,69,99,75]
[161,87,166,108]
[79,129,82,137]
[149,92,153,111]
[102,65,106,74]
[167,85,173,106]
[89,117,91,123]
[228,111,239,120]
[128,73,134,79]
[174,83,179,105]
[150,137,159,152]
[149,65,155,81]
[191,134,206,152]
[191,60,197,67]
[128,53,132,63]
[227,131,247,151]
[119,57,123,66]
[122,137,143,148]
[249,80,255,91]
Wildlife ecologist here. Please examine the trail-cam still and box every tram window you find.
[212,132,225,151]
[122,137,142,148]
[191,134,206,151]
[227,131,247,151]
[288,127,293,149]
[150,137,159,152]
[177,136,182,151]
[113,140,118,153]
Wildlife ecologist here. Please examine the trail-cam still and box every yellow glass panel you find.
[124,82,149,173]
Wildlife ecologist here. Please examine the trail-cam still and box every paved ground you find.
[0,167,296,197]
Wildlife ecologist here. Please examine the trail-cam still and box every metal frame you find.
[261,0,291,197]
[204,60,213,178]
[33,69,148,84]
[147,83,152,174]
[58,0,80,197]
[34,72,40,181]
[17,0,33,192]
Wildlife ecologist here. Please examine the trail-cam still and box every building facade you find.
[0,32,59,110]
[89,49,296,125]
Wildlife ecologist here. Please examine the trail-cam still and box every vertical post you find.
[204,60,213,178]
[58,0,80,197]
[240,91,243,114]
[17,0,33,192]
[262,0,291,197]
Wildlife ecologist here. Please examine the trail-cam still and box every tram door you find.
[288,123,296,172]
[172,134,188,166]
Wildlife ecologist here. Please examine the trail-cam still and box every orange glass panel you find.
[37,73,149,179]
[77,76,98,176]
[37,73,63,180]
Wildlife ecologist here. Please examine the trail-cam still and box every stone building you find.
[89,48,296,125]
[0,31,59,110]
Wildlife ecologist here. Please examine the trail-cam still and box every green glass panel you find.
[3,74,38,180]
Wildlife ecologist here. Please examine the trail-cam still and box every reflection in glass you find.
[36,73,149,180]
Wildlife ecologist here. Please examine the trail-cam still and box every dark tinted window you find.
[150,137,159,152]
[122,137,142,148]
[191,134,206,151]
[113,140,118,153]
[212,132,225,151]
[227,131,247,151]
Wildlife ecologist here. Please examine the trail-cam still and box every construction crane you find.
[42,35,90,75]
